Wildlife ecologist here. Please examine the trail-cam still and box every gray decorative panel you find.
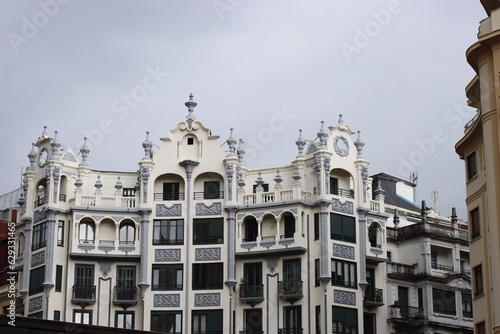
[29,296,43,312]
[333,244,355,260]
[31,251,45,267]
[155,249,181,262]
[112,216,124,222]
[154,294,180,307]
[334,290,356,306]
[34,209,48,224]
[92,215,103,221]
[195,248,221,261]
[332,198,353,215]
[75,214,84,220]
[271,210,283,217]
[194,293,220,306]
[156,204,182,217]
[237,214,245,220]
[196,203,221,216]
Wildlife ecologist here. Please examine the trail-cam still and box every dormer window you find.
[187,137,194,145]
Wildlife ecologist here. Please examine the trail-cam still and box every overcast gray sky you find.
[0,0,485,219]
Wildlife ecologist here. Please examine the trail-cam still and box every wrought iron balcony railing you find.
[72,285,96,300]
[239,284,264,299]
[278,328,303,334]
[114,286,137,302]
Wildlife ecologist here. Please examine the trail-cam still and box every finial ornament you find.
[142,131,153,160]
[28,143,36,169]
[317,121,328,149]
[51,131,61,160]
[354,130,365,158]
[237,139,246,161]
[185,93,197,118]
[295,129,306,158]
[338,114,344,124]
[42,125,48,137]
[79,137,90,167]
[226,128,237,156]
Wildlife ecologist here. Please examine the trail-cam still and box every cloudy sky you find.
[0,0,485,219]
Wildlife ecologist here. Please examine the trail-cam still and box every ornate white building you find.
[12,95,471,334]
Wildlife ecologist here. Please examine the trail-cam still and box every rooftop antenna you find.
[20,167,23,187]
[410,171,418,185]
[431,190,439,211]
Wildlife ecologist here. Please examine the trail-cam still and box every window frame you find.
[153,219,184,245]
[474,265,483,296]
[29,266,45,295]
[332,306,358,333]
[151,311,182,334]
[462,292,473,318]
[330,213,356,243]
[432,288,456,316]
[466,151,477,180]
[193,218,223,245]
[192,263,223,290]
[119,223,136,245]
[470,207,480,239]
[74,310,92,324]
[57,220,64,246]
[331,259,357,289]
[116,311,135,329]
[32,222,47,251]
[192,309,223,334]
[152,264,183,291]
[79,222,95,244]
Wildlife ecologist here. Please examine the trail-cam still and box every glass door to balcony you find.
[284,306,302,334]
[117,266,136,300]
[243,263,262,298]
[74,264,94,299]
[283,259,301,294]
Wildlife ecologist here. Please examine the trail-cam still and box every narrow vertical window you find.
[57,220,64,246]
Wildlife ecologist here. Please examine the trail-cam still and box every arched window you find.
[79,222,95,243]
[120,223,135,245]
[244,217,258,242]
[368,222,381,248]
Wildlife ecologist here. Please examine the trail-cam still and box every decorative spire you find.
[226,128,237,156]
[17,192,25,207]
[292,166,301,184]
[451,207,458,226]
[41,125,48,137]
[27,143,36,170]
[375,181,385,200]
[295,129,306,158]
[115,176,123,191]
[237,139,246,161]
[185,93,197,118]
[274,170,283,187]
[94,175,103,192]
[51,131,61,160]
[79,137,90,167]
[142,131,153,160]
[75,174,83,190]
[393,209,400,228]
[421,200,428,223]
[354,131,365,158]
[338,114,344,124]
[255,172,264,190]
[317,121,328,149]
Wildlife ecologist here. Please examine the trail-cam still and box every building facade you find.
[455,1,500,333]
[11,94,473,334]
[372,174,473,334]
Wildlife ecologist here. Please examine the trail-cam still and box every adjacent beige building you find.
[455,1,500,333]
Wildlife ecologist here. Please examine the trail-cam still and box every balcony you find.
[278,281,303,304]
[364,288,384,309]
[34,197,46,208]
[239,283,264,307]
[461,268,471,276]
[113,286,137,309]
[387,222,469,245]
[389,305,425,326]
[278,328,303,334]
[242,189,312,205]
[154,192,185,201]
[194,191,224,200]
[431,263,453,273]
[387,262,423,280]
[77,194,137,209]
[59,194,67,202]
[71,285,96,307]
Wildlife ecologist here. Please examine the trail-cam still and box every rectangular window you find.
[29,311,43,318]
[54,310,60,321]
[123,188,136,197]
[29,266,45,295]
[192,263,223,290]
[331,259,357,288]
[470,208,480,239]
[55,265,63,292]
[192,310,223,334]
[152,264,183,290]
[474,265,483,296]
[398,286,409,306]
[163,182,180,200]
[314,213,319,240]
[418,288,423,309]
[151,311,182,333]
[330,177,339,195]
[330,213,356,243]
[193,218,223,244]
[332,306,358,333]
[314,259,320,287]
[74,310,92,324]
[74,264,95,299]
[315,306,321,334]
[153,219,184,245]
[117,266,136,300]
[32,222,47,251]
[203,181,221,199]
[467,151,477,180]
[462,293,473,318]
[432,288,456,315]
[253,184,269,193]
[116,311,134,329]
[57,220,64,246]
